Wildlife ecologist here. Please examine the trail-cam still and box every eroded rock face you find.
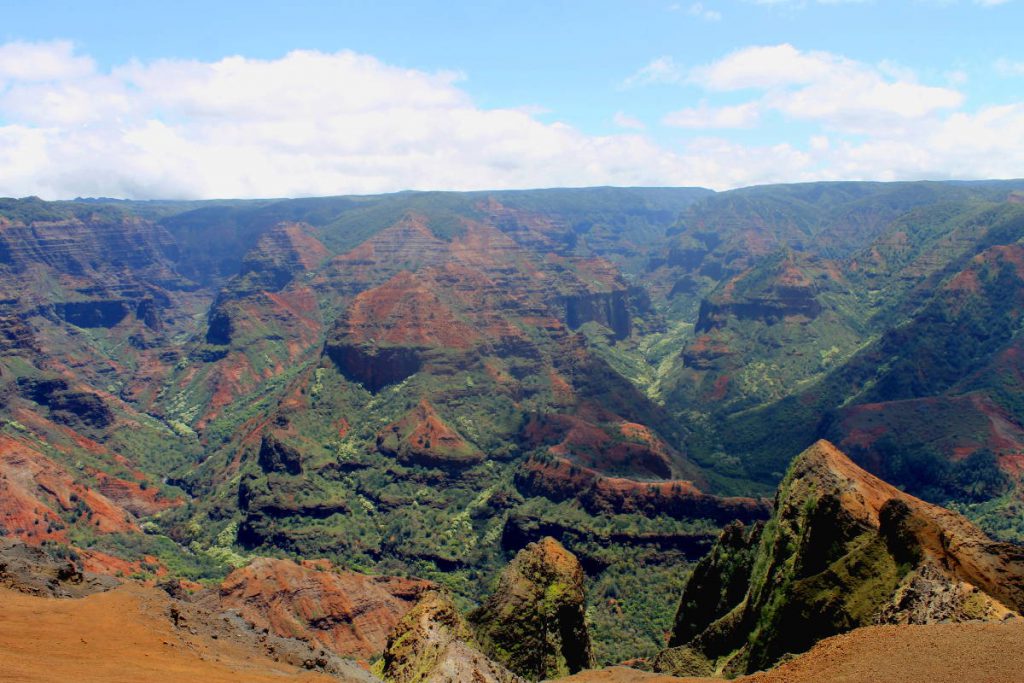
[381,590,524,683]
[257,431,304,475]
[655,440,1024,677]
[470,537,594,681]
[17,377,114,430]
[0,538,119,597]
[560,290,632,339]
[667,521,764,648]
[215,557,432,660]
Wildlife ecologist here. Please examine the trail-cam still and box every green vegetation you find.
[4,181,1024,671]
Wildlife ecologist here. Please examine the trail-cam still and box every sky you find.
[0,0,1022,199]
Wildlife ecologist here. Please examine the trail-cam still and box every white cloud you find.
[0,40,94,83]
[691,43,844,90]
[622,56,685,88]
[0,42,745,198]
[663,101,761,128]
[613,112,646,130]
[686,44,963,132]
[1,40,1024,199]
[645,43,1024,185]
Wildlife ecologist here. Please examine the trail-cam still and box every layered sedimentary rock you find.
[215,557,432,660]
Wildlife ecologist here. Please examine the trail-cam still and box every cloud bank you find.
[0,43,721,198]
[0,41,1022,199]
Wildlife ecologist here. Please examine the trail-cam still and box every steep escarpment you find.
[669,250,860,413]
[723,233,1024,493]
[470,537,594,680]
[324,270,481,391]
[655,440,1024,677]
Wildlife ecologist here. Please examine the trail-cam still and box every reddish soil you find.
[837,392,1024,474]
[342,270,482,350]
[740,621,1024,683]
[215,557,433,660]
[558,621,1024,683]
[0,433,139,543]
[523,413,679,480]
[0,585,334,683]
[376,400,483,467]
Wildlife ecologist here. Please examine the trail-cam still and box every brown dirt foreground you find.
[555,621,1024,683]
[0,585,336,683]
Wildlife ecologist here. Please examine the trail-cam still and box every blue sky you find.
[0,0,1022,198]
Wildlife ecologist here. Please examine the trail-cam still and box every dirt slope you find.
[0,584,352,683]
[556,621,1024,683]
[740,621,1024,683]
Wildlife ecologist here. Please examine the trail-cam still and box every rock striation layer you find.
[215,557,432,660]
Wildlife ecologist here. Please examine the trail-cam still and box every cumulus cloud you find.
[632,43,1024,185]
[2,40,1024,198]
[660,44,964,134]
[0,40,94,83]
[0,42,750,198]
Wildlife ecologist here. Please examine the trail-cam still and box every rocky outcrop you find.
[666,521,764,648]
[238,222,330,292]
[324,269,483,391]
[522,413,680,480]
[655,440,1024,677]
[215,557,432,660]
[381,590,524,683]
[0,538,119,598]
[17,377,114,430]
[326,343,423,393]
[54,300,131,328]
[0,313,37,353]
[470,537,594,681]
[377,400,484,468]
[694,295,821,332]
[257,431,304,475]
[688,250,834,336]
[560,290,632,339]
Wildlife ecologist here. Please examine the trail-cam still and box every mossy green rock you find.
[470,537,594,681]
[381,590,523,683]
[657,440,1024,677]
